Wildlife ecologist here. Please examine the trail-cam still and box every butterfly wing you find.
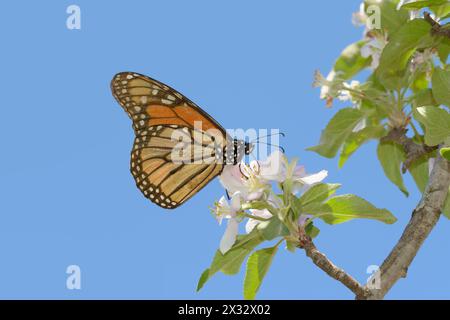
[111,72,226,209]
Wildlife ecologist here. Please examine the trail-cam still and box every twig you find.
[424,11,450,39]
[381,127,437,173]
[360,149,450,299]
[298,232,370,299]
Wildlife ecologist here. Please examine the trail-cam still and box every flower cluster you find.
[314,1,438,109]
[213,151,327,253]
[313,70,362,108]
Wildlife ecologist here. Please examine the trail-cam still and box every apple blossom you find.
[215,151,328,253]
[352,3,367,27]
[214,194,242,254]
[313,70,345,107]
[360,32,388,70]
[338,80,361,103]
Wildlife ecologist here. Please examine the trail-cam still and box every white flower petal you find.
[370,53,381,69]
[245,218,260,234]
[370,38,385,50]
[312,70,327,88]
[298,214,312,226]
[291,164,304,176]
[360,44,371,58]
[250,208,273,219]
[349,80,360,88]
[218,196,228,206]
[247,190,264,201]
[245,209,272,234]
[338,92,350,101]
[219,164,246,195]
[267,193,284,209]
[298,170,328,185]
[215,196,229,224]
[219,218,239,254]
[319,70,336,99]
[352,11,366,27]
[230,193,242,211]
[258,150,285,182]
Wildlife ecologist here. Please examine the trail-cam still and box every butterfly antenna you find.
[257,141,285,154]
[251,132,285,143]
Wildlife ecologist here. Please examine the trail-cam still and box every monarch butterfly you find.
[111,72,253,209]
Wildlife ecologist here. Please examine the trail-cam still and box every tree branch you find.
[298,130,449,299]
[381,127,437,173]
[357,11,450,300]
[360,149,450,300]
[298,233,370,299]
[424,11,450,39]
[297,125,448,299]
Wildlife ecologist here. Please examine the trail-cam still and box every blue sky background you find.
[0,0,449,299]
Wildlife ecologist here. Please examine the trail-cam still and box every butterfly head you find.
[245,141,255,155]
[226,139,254,165]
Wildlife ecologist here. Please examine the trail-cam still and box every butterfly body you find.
[111,72,252,209]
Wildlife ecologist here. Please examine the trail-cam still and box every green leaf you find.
[285,239,298,253]
[412,88,439,107]
[196,268,210,292]
[333,41,371,79]
[413,106,450,146]
[411,73,428,93]
[376,19,433,89]
[306,194,397,225]
[243,246,278,300]
[409,156,430,193]
[379,69,411,91]
[304,222,320,239]
[443,189,450,219]
[307,108,365,158]
[242,201,277,215]
[432,67,450,107]
[401,0,449,10]
[196,230,263,292]
[437,38,450,64]
[297,183,341,207]
[399,0,450,20]
[339,125,386,168]
[440,147,450,161]
[256,217,289,241]
[358,78,391,117]
[219,232,264,275]
[377,141,409,196]
[431,2,450,18]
